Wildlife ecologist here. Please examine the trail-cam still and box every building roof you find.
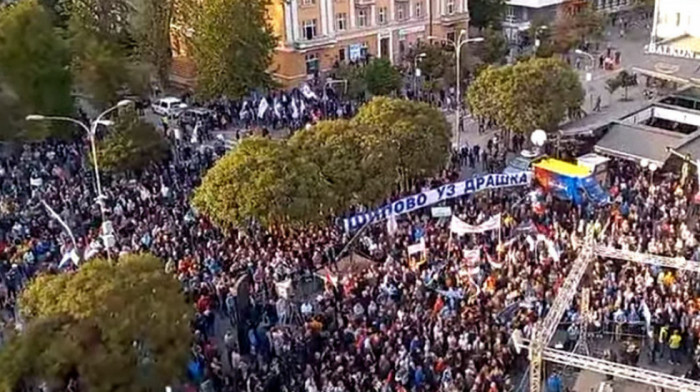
[534,158,592,178]
[594,122,686,166]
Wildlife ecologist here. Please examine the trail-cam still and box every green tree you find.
[352,97,451,190]
[406,42,452,83]
[606,70,638,101]
[181,0,276,100]
[330,64,367,101]
[96,107,169,172]
[132,0,174,87]
[0,0,73,138]
[65,0,149,107]
[0,254,192,392]
[71,34,149,107]
[193,137,331,228]
[552,5,605,53]
[467,57,583,134]
[289,120,396,210]
[364,58,402,96]
[479,27,508,64]
[468,0,506,30]
[65,0,132,43]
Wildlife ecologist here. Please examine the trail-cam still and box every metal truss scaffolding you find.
[527,244,700,392]
[594,246,700,273]
[525,345,700,392]
[529,248,592,392]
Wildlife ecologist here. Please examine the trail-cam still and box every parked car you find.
[152,97,187,116]
[177,108,215,125]
[504,150,546,174]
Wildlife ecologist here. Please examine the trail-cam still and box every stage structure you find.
[526,245,700,392]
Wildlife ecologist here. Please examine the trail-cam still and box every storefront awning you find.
[594,123,685,166]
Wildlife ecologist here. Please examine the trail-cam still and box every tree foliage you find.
[330,64,367,101]
[406,42,452,83]
[479,27,508,64]
[64,0,150,107]
[467,57,583,133]
[194,98,450,228]
[469,0,506,30]
[193,137,331,228]
[132,0,174,87]
[180,0,277,100]
[552,5,605,53]
[352,97,451,189]
[606,70,638,101]
[0,254,192,392]
[71,34,149,108]
[289,120,395,210]
[364,58,402,96]
[96,107,169,172]
[0,0,73,138]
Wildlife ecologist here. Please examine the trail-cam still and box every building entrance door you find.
[380,37,390,60]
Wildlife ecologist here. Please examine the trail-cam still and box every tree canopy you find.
[288,120,395,209]
[96,107,169,172]
[194,98,451,229]
[179,0,277,100]
[364,58,402,96]
[552,5,605,53]
[468,0,506,30]
[351,97,451,190]
[0,254,192,392]
[467,57,583,133]
[606,70,638,101]
[192,137,331,228]
[132,0,174,87]
[0,0,73,139]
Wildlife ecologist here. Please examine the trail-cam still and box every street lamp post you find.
[27,100,131,261]
[575,49,596,110]
[428,31,483,149]
[413,52,427,95]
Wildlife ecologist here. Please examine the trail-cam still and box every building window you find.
[378,7,387,24]
[303,19,317,40]
[415,1,422,18]
[301,0,315,5]
[446,0,455,14]
[357,8,368,27]
[397,3,407,20]
[336,13,347,31]
[305,53,319,74]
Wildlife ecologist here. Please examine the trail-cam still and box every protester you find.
[0,106,699,392]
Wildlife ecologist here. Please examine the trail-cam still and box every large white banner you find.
[343,172,531,231]
[450,214,501,235]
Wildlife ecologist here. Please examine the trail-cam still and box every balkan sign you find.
[644,43,699,60]
[343,172,531,231]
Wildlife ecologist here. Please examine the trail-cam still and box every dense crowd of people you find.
[0,107,700,392]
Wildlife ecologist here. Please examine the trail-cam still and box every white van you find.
[152,97,187,116]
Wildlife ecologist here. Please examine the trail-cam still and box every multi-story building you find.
[270,0,470,86]
[643,0,700,63]
[502,0,632,43]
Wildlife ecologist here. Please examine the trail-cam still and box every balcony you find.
[440,11,468,24]
[503,14,531,30]
[354,0,375,5]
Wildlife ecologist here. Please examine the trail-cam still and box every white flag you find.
[387,214,398,236]
[273,97,283,118]
[257,98,269,119]
[407,238,426,255]
[291,99,299,119]
[450,214,501,235]
[301,84,318,100]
